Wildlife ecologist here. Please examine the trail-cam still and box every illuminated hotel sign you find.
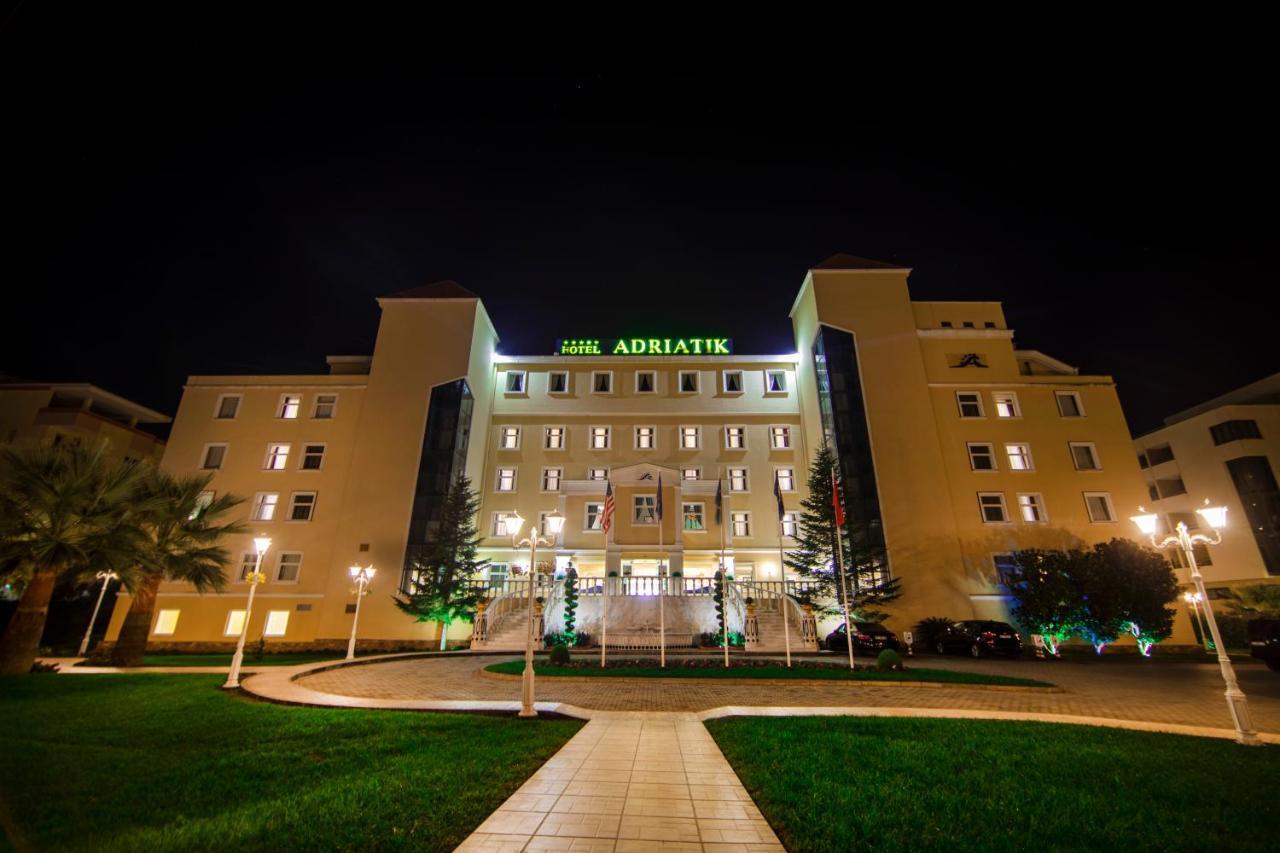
[556,338,733,356]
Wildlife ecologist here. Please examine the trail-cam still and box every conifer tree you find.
[562,564,579,642]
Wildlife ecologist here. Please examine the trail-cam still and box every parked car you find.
[825,622,902,654]
[1247,619,1280,671]
[934,620,1023,657]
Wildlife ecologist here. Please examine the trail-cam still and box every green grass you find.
[485,660,1054,687]
[0,675,581,851]
[706,716,1280,852]
[78,653,349,668]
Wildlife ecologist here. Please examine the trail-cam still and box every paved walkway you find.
[457,715,782,853]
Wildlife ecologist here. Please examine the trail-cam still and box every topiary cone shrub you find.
[549,644,571,665]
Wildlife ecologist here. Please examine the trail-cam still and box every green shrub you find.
[914,616,954,648]
[876,649,903,672]
[549,644,571,665]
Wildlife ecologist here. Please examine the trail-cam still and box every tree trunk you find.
[439,621,449,650]
[111,573,161,667]
[0,566,58,675]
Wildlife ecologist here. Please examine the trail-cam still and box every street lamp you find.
[346,564,376,661]
[502,510,565,717]
[1131,503,1260,745]
[223,536,271,689]
[77,571,119,657]
[1182,590,1211,651]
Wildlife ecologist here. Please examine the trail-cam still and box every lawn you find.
[485,660,1054,687]
[78,653,350,668]
[706,716,1280,852]
[0,675,581,851]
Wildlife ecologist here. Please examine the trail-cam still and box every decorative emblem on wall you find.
[951,353,989,368]
[638,472,654,480]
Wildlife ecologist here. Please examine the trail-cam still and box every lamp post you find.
[77,570,118,656]
[223,536,271,689]
[1182,590,1211,651]
[1131,503,1260,745]
[502,510,565,718]
[346,564,376,661]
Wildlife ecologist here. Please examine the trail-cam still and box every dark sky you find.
[3,8,1277,437]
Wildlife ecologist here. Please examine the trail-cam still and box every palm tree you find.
[1224,583,1280,619]
[0,442,153,675]
[110,470,245,666]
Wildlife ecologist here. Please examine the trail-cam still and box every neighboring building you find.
[104,257,1174,651]
[1135,373,1280,596]
[0,378,169,465]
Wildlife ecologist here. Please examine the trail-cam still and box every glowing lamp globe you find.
[1130,512,1159,537]
[545,511,566,535]
[253,536,273,555]
[1196,504,1228,531]
[502,512,524,537]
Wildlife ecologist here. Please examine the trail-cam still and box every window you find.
[1070,442,1101,471]
[956,392,984,418]
[679,370,699,393]
[681,467,700,481]
[190,491,215,520]
[263,610,289,637]
[1145,445,1175,466]
[278,395,302,419]
[963,321,975,328]
[725,426,746,449]
[238,552,259,580]
[215,394,241,419]
[592,371,613,394]
[679,426,700,449]
[224,610,246,636]
[993,392,1020,418]
[723,370,744,393]
[683,503,705,531]
[492,512,517,536]
[967,442,996,471]
[153,609,180,635]
[548,371,569,394]
[770,426,791,449]
[1210,419,1262,445]
[251,492,279,521]
[495,467,517,491]
[634,495,657,524]
[978,492,1009,523]
[993,554,1019,586]
[1017,493,1047,522]
[587,467,609,481]
[541,467,562,492]
[538,512,556,537]
[776,467,796,491]
[1005,443,1034,471]
[313,394,337,419]
[300,444,325,470]
[1055,391,1084,417]
[584,503,604,531]
[1225,456,1280,574]
[202,444,227,470]
[288,492,316,521]
[635,371,656,394]
[731,511,751,537]
[276,552,302,582]
[728,467,749,492]
[765,370,787,393]
[264,443,290,470]
[544,426,565,450]
[782,511,799,537]
[941,321,953,328]
[590,426,611,449]
[635,426,656,450]
[505,371,527,394]
[1156,477,1187,498]
[499,426,520,449]
[984,321,997,329]
[1084,492,1116,522]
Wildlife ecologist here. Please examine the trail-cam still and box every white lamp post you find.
[77,570,119,656]
[346,564,376,661]
[502,510,565,718]
[223,536,271,689]
[1131,503,1260,745]
[1182,590,1211,651]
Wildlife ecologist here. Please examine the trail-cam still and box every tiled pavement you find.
[457,715,783,853]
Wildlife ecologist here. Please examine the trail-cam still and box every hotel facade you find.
[104,255,1182,650]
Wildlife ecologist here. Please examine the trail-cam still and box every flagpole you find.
[658,477,666,669]
[775,472,792,668]
[601,571,608,668]
[833,468,855,671]
[720,474,729,668]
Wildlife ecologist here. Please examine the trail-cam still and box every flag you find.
[655,474,664,520]
[602,481,615,533]
[773,470,786,520]
[714,478,723,525]
[831,468,845,527]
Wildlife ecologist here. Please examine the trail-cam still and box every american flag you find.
[602,481,615,533]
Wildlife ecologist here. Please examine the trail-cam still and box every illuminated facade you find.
[104,257,1181,650]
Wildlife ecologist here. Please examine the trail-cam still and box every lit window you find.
[153,609,180,635]
[545,426,565,450]
[548,371,569,394]
[1084,492,1115,522]
[215,395,241,419]
[680,426,700,449]
[1018,493,1047,523]
[723,370,744,393]
[202,444,227,470]
[679,371,699,393]
[776,468,796,491]
[499,426,521,449]
[683,503,705,530]
[541,468,562,492]
[224,610,247,636]
[313,394,337,419]
[770,426,791,449]
[725,426,746,449]
[238,552,259,581]
[728,468,749,492]
[993,392,1020,418]
[635,371,656,393]
[956,392,984,418]
[300,444,325,470]
[1055,391,1084,418]
[495,468,517,492]
[278,395,302,419]
[731,511,751,537]
[276,552,302,582]
[978,492,1009,523]
[505,371,527,393]
[635,426,656,450]
[681,467,700,481]
[584,503,604,531]
[288,492,316,521]
[592,371,613,394]
[765,370,787,393]
[263,610,290,637]
[264,443,290,470]
[590,426,611,449]
[967,443,996,471]
[1070,442,1101,471]
[250,492,279,521]
[1005,443,1034,471]
[634,495,657,524]
[782,511,799,537]
[587,467,609,481]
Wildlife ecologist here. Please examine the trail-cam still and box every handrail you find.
[734,579,818,648]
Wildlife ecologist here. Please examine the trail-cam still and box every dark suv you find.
[825,622,902,655]
[935,620,1023,658]
[1248,619,1280,671]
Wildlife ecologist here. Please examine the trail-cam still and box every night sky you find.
[3,9,1276,437]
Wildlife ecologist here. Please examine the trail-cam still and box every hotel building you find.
[104,255,1179,650]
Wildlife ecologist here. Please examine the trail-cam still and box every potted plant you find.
[745,596,756,617]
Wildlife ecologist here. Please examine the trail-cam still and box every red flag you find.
[831,468,845,527]
[602,481,615,534]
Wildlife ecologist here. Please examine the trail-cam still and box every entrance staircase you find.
[750,601,816,652]
[474,603,536,651]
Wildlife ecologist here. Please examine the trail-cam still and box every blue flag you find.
[656,474,664,520]
[714,478,723,524]
[774,470,786,520]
